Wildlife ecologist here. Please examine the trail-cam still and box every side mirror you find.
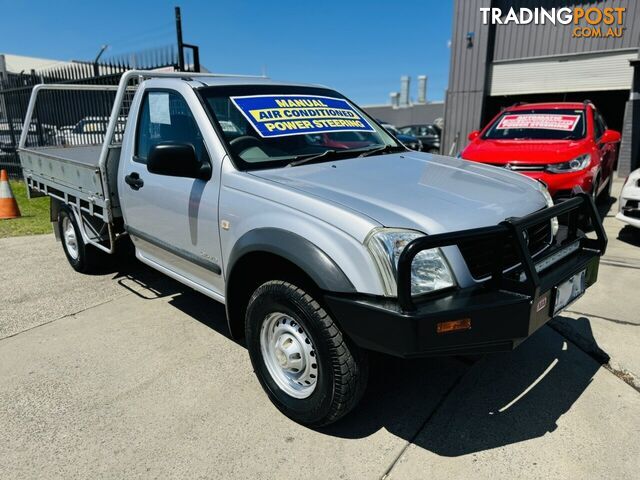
[147,143,211,181]
[468,130,480,141]
[600,129,621,144]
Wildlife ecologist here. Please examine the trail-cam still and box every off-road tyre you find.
[245,280,368,426]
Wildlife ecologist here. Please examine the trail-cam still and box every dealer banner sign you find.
[480,6,626,38]
[231,95,375,138]
[496,114,580,132]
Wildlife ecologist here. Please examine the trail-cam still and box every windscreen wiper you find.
[358,144,406,157]
[287,149,341,167]
[287,144,405,167]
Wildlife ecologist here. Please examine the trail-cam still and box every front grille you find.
[622,200,640,219]
[503,163,546,172]
[458,219,552,280]
[480,162,545,172]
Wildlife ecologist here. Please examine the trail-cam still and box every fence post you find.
[4,92,17,150]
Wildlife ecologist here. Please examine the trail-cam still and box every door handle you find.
[125,172,144,190]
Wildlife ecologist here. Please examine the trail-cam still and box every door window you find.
[135,91,206,162]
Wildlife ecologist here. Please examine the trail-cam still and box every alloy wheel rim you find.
[260,312,318,399]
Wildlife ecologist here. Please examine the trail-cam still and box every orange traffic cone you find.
[0,169,21,219]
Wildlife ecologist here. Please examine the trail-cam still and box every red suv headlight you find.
[546,154,590,173]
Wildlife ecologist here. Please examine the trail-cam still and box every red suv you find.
[460,102,621,201]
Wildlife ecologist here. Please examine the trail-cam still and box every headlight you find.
[366,228,456,297]
[539,184,559,237]
[546,154,590,173]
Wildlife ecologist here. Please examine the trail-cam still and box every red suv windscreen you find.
[483,109,586,141]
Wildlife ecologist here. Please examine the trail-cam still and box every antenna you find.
[175,6,185,71]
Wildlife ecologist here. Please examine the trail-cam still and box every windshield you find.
[200,85,399,170]
[483,109,586,140]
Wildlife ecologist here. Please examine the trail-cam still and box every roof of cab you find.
[507,102,587,111]
[181,75,325,90]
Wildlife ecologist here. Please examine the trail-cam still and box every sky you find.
[1,0,453,105]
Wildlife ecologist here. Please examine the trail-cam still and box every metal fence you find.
[0,45,190,178]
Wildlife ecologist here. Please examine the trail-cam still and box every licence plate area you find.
[553,269,586,315]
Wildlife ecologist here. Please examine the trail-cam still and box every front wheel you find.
[596,175,613,205]
[245,281,368,426]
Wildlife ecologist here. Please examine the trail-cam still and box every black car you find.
[399,124,441,154]
[376,120,423,151]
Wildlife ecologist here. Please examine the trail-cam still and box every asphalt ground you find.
[1,179,638,479]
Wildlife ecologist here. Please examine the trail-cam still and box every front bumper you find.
[616,211,640,228]
[616,182,640,228]
[325,194,606,358]
[515,170,595,199]
[466,158,595,198]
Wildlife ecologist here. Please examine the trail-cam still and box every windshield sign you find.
[202,85,398,171]
[230,95,375,138]
[496,114,580,132]
[484,109,586,140]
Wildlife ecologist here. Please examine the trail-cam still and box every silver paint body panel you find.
[20,75,550,300]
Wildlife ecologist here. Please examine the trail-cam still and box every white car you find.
[616,169,640,229]
[57,116,126,146]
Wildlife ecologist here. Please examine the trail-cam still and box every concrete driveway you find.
[1,180,639,479]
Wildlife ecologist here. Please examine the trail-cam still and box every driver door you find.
[119,88,224,297]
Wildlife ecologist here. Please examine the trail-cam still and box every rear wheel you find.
[246,280,368,426]
[58,206,104,273]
